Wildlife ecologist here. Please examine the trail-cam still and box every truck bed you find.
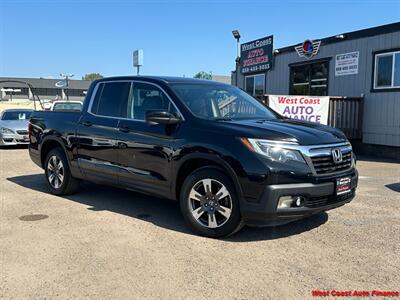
[29,110,82,168]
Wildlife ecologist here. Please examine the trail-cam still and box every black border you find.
[370,47,400,93]
[288,57,331,95]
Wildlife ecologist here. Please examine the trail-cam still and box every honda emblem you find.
[332,148,343,164]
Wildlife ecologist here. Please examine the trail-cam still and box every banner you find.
[268,95,330,125]
[240,35,273,74]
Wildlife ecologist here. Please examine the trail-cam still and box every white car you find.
[50,101,83,112]
[0,109,33,146]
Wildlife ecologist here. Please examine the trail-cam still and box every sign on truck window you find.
[269,95,330,125]
[335,51,359,76]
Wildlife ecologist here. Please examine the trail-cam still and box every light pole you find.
[232,30,241,87]
[60,73,74,100]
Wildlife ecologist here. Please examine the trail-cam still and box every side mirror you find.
[145,110,182,125]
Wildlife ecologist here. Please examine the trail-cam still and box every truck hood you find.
[0,119,29,131]
[215,118,347,145]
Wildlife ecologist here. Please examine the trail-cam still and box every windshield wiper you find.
[213,117,232,121]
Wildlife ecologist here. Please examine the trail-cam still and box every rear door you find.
[115,81,183,198]
[76,81,131,184]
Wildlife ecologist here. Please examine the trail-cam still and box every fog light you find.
[277,196,305,209]
[295,196,304,207]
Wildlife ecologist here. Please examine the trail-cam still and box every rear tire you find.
[44,147,79,195]
[180,167,243,238]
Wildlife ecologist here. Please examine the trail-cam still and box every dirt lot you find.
[0,101,39,112]
[1,148,399,299]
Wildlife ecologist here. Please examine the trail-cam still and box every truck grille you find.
[17,130,28,135]
[311,150,352,175]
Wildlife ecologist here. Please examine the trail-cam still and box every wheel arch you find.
[173,154,244,204]
[40,136,68,169]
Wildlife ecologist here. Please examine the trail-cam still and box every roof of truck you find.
[1,108,34,111]
[95,76,229,85]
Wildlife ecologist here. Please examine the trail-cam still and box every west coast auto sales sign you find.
[269,95,330,125]
[240,35,273,74]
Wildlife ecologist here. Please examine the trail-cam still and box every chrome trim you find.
[86,80,185,122]
[253,141,351,156]
[78,157,151,177]
[331,148,343,164]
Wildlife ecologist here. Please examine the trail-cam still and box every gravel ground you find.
[1,148,399,299]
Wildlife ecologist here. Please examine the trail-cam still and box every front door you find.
[116,81,182,198]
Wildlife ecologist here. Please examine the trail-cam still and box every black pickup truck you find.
[29,76,358,237]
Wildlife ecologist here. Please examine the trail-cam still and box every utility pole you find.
[59,73,74,100]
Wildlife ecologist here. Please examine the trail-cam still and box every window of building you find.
[290,61,329,96]
[373,50,400,90]
[66,89,85,97]
[2,87,29,96]
[245,74,265,96]
[91,81,131,118]
[31,88,62,97]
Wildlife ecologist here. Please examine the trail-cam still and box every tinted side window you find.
[127,82,177,120]
[91,82,131,118]
[90,83,104,113]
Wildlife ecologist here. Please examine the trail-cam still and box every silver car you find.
[0,109,33,146]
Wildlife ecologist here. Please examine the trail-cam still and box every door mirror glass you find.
[145,110,181,125]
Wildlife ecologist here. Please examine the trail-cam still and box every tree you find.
[193,71,212,80]
[82,73,104,81]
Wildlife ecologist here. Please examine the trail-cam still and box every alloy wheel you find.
[47,155,64,189]
[188,178,232,228]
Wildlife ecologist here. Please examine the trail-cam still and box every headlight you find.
[241,138,305,163]
[0,127,14,134]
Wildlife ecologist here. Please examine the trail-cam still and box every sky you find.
[0,0,399,79]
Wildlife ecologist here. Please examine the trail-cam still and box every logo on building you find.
[295,40,321,59]
[331,148,343,164]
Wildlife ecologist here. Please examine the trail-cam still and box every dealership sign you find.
[295,40,321,59]
[269,95,330,125]
[335,51,359,76]
[240,35,273,74]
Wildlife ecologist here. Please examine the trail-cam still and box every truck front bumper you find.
[241,170,358,226]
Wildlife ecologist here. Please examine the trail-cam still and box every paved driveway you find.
[1,148,399,299]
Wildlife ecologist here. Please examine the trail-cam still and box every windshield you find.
[52,102,82,111]
[170,83,278,120]
[1,110,32,120]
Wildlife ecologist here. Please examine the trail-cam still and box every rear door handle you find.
[81,121,92,127]
[119,126,130,133]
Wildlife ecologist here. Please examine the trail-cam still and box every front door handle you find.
[81,120,92,127]
[119,126,130,133]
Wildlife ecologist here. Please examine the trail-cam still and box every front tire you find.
[44,147,79,195]
[180,167,243,238]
